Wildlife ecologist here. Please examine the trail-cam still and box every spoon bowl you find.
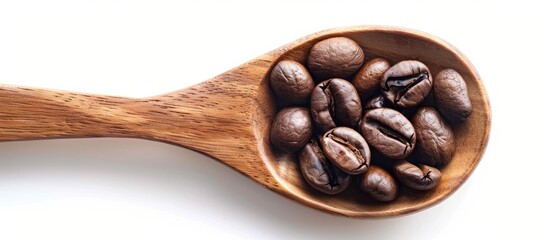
[0,26,491,217]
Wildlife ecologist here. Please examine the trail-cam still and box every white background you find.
[0,0,546,239]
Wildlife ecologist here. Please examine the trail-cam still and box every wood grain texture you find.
[0,26,491,217]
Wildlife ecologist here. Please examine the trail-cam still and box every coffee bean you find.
[299,139,350,194]
[270,107,313,152]
[310,78,362,133]
[434,69,472,122]
[360,108,416,159]
[412,107,455,166]
[307,37,364,81]
[352,58,390,98]
[380,60,433,108]
[269,60,315,105]
[364,95,388,110]
[320,127,370,175]
[393,159,441,190]
[360,165,398,202]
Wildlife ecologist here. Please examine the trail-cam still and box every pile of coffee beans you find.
[269,36,471,202]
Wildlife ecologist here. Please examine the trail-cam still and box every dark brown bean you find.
[434,69,472,122]
[360,165,398,202]
[360,108,416,159]
[364,95,388,110]
[411,107,455,166]
[380,60,433,108]
[269,60,315,105]
[393,159,441,190]
[352,57,390,98]
[270,107,313,152]
[307,37,364,81]
[310,79,362,133]
[299,139,350,194]
[320,127,370,175]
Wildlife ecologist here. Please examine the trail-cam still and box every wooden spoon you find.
[0,26,491,217]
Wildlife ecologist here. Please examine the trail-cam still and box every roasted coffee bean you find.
[380,60,433,108]
[364,95,388,110]
[299,139,350,194]
[360,165,398,202]
[393,159,441,190]
[434,69,472,122]
[270,107,312,152]
[269,60,315,105]
[352,57,391,98]
[412,107,455,166]
[320,127,370,175]
[310,79,362,133]
[307,37,364,81]
[360,108,416,159]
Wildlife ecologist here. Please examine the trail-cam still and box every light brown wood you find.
[0,26,491,217]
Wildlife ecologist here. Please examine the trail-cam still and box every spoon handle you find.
[0,58,278,189]
[0,62,270,158]
[0,84,138,141]
[0,75,262,147]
